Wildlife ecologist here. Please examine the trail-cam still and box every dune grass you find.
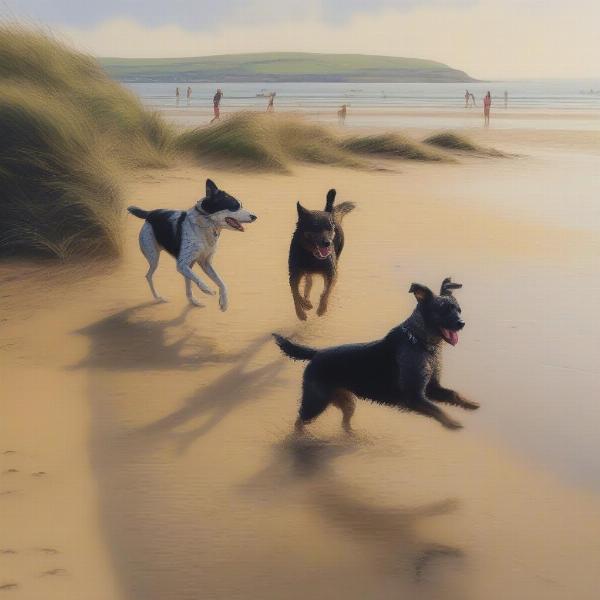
[0,26,175,258]
[177,112,288,171]
[424,131,504,156]
[177,112,366,172]
[340,133,448,161]
[0,85,122,258]
[177,113,462,171]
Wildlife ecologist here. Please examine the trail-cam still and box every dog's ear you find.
[297,202,310,219]
[324,189,336,213]
[206,179,219,198]
[440,277,462,297]
[409,283,434,304]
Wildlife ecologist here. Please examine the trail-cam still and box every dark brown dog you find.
[288,189,355,320]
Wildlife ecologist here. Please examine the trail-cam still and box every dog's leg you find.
[177,261,215,306]
[290,272,308,321]
[405,393,463,430]
[300,274,313,310]
[427,382,480,411]
[296,379,332,432]
[139,224,166,302]
[316,272,337,317]
[185,278,204,307]
[331,389,356,433]
[198,258,228,312]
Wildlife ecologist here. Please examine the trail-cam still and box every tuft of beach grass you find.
[423,131,505,156]
[0,26,175,258]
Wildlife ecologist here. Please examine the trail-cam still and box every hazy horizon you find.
[2,0,599,80]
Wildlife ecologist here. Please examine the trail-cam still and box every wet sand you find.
[157,105,600,132]
[2,126,600,599]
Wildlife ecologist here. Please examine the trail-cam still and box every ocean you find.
[126,79,600,131]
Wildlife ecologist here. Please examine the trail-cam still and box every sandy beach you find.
[2,121,600,599]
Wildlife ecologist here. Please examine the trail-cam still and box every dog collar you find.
[194,206,220,237]
[400,325,436,353]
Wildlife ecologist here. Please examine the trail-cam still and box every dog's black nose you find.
[321,240,331,247]
[249,214,257,221]
[456,319,465,330]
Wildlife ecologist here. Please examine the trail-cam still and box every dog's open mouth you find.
[313,245,332,260]
[225,217,244,232]
[440,328,459,346]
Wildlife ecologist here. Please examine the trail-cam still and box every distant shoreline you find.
[99,51,478,83]
[109,74,478,83]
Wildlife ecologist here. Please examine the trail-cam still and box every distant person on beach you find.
[338,104,347,125]
[470,92,476,107]
[187,86,192,105]
[175,87,180,104]
[210,88,223,123]
[483,91,491,126]
[266,92,276,112]
[504,90,508,108]
[465,89,470,107]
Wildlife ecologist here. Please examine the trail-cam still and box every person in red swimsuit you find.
[483,91,491,127]
[211,88,223,123]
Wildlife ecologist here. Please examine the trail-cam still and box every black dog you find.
[274,278,478,432]
[288,189,355,320]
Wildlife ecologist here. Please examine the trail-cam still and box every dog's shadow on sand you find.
[135,334,286,454]
[75,303,287,453]
[243,434,464,583]
[72,302,241,371]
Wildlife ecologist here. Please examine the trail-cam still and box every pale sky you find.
[3,0,600,79]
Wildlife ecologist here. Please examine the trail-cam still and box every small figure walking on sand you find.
[266,92,276,112]
[465,89,470,108]
[175,87,180,105]
[338,104,347,125]
[483,91,491,127]
[210,88,223,123]
[187,86,192,106]
[504,90,508,109]
[470,92,476,107]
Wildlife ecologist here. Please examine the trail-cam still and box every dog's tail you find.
[127,206,150,219]
[272,333,317,361]
[333,201,356,222]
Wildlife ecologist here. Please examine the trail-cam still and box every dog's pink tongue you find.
[318,246,330,258]
[441,328,459,346]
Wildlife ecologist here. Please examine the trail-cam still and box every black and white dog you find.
[128,179,257,310]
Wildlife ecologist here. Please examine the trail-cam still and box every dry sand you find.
[2,125,600,599]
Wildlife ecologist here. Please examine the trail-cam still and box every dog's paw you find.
[316,304,328,317]
[154,296,167,303]
[188,297,205,308]
[200,287,216,296]
[295,309,308,321]
[460,397,480,410]
[443,418,463,430]
[219,295,228,312]
[299,297,313,310]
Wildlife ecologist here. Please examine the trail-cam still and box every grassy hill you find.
[99,52,475,83]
